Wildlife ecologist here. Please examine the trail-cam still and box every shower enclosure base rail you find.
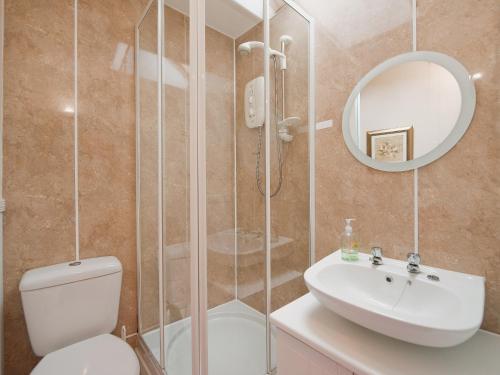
[142,299,277,375]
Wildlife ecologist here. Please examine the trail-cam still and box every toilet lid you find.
[31,334,140,375]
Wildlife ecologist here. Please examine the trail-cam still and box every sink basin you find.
[304,250,485,347]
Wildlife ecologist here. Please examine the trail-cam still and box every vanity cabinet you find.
[271,294,500,375]
[276,329,355,375]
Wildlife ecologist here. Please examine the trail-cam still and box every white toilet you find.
[19,256,140,375]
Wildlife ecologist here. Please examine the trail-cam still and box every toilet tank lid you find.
[19,256,122,292]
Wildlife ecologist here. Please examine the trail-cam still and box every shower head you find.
[238,41,264,56]
[238,44,250,56]
[238,40,287,70]
[238,35,292,57]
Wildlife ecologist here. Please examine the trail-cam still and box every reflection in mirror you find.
[342,52,476,172]
[349,61,461,162]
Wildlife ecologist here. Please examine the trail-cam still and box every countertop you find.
[270,293,500,375]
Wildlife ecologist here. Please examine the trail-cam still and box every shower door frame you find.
[135,0,315,374]
[135,0,167,372]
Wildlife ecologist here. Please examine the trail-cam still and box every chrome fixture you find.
[237,41,287,69]
[427,274,440,282]
[407,252,421,274]
[239,35,296,197]
[370,246,383,265]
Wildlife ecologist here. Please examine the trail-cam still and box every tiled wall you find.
[4,2,237,371]
[3,2,498,375]
[3,0,148,373]
[294,0,499,334]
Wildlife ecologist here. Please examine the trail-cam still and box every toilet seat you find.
[31,334,140,375]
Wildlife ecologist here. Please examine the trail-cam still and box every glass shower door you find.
[204,1,269,374]
[136,0,193,373]
[136,1,314,374]
[268,1,314,372]
[136,1,161,363]
[161,2,193,374]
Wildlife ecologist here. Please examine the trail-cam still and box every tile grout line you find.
[412,0,419,255]
[233,38,238,301]
[73,0,80,261]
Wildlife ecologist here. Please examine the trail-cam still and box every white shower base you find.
[142,300,276,375]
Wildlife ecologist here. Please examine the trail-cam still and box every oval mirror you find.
[342,51,476,172]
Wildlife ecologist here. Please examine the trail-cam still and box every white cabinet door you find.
[276,329,354,375]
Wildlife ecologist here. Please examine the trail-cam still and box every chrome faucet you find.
[407,252,421,274]
[370,247,383,265]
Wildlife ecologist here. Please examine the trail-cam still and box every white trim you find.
[134,9,142,336]
[263,1,272,373]
[232,39,238,299]
[196,0,208,372]
[136,0,155,27]
[315,119,332,131]
[355,95,361,146]
[412,0,419,255]
[307,7,316,268]
[342,51,476,172]
[188,0,203,374]
[155,0,165,370]
[412,0,417,52]
[73,0,80,261]
[413,168,419,254]
[0,0,4,371]
[134,0,157,344]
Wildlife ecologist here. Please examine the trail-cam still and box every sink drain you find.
[385,275,393,283]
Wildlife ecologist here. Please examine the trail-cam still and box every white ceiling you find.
[164,0,281,39]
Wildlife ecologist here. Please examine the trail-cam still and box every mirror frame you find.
[342,51,476,172]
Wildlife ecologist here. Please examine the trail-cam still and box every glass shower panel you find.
[137,1,160,356]
[136,1,313,373]
[269,0,311,371]
[137,1,193,373]
[162,2,192,374]
[205,0,268,374]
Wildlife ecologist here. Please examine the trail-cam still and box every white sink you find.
[304,250,485,347]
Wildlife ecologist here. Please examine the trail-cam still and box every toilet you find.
[19,256,140,375]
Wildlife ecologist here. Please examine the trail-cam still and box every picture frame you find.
[366,126,414,162]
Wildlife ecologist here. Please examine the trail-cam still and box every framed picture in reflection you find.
[367,126,414,162]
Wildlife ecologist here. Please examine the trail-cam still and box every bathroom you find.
[0,0,498,374]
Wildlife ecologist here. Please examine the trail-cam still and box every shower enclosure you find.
[135,1,314,374]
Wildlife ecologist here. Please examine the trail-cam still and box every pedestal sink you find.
[304,250,485,347]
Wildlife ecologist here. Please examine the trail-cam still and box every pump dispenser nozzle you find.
[344,218,355,234]
[341,218,359,261]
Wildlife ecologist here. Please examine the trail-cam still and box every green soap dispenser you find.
[341,218,360,261]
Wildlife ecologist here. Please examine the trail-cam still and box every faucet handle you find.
[407,252,421,265]
[370,247,383,265]
[407,252,421,273]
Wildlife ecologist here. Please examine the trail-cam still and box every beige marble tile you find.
[3,1,76,373]
[416,0,500,333]
[3,1,148,373]
[5,4,499,375]
[78,0,150,341]
[290,0,415,260]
